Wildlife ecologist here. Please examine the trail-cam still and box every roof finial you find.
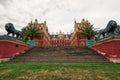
[82,18,85,22]
[44,20,46,25]
[74,19,76,24]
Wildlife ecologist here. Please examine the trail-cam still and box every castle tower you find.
[58,30,64,39]
[44,20,46,26]
[74,18,91,33]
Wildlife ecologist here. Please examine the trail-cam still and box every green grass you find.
[0,62,120,80]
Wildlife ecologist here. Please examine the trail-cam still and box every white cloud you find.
[0,0,120,35]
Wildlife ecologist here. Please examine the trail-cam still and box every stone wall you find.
[0,38,31,59]
[90,36,120,63]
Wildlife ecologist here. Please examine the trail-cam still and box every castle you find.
[27,18,91,47]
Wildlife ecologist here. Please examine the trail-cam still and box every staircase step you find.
[10,47,110,63]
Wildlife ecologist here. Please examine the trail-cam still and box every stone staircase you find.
[10,47,110,63]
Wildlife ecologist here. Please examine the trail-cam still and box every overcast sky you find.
[0,0,120,35]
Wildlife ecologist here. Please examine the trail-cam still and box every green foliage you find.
[0,63,120,80]
[80,23,96,40]
[22,26,41,41]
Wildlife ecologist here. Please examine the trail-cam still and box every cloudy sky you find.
[0,0,120,35]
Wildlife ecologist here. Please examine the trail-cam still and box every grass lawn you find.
[0,62,120,80]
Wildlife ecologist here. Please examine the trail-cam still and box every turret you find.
[74,19,76,24]
[44,20,46,26]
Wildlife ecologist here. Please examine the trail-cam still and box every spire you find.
[74,19,76,24]
[59,30,62,34]
[44,20,46,25]
[35,19,38,23]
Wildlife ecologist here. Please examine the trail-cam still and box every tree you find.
[80,24,96,40]
[22,25,41,41]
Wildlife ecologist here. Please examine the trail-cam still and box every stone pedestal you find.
[90,36,120,63]
[0,37,31,62]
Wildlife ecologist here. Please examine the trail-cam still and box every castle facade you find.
[26,19,90,47]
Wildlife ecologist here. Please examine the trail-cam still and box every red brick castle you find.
[26,18,91,47]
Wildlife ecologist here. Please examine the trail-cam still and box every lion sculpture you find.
[98,20,118,38]
[5,23,22,39]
